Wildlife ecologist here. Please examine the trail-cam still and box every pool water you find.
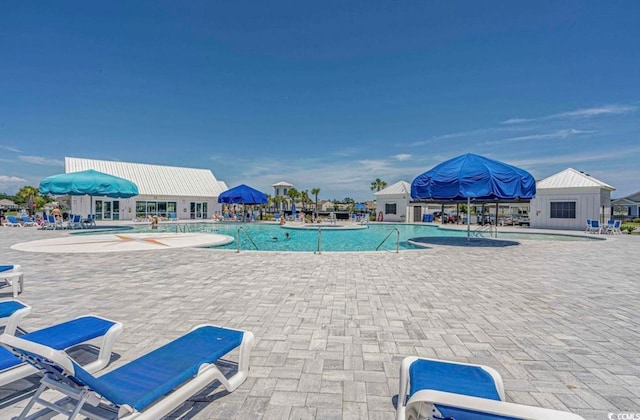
[123,223,596,252]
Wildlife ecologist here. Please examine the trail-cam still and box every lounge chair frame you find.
[397,356,585,420]
[0,264,24,298]
[0,324,254,420]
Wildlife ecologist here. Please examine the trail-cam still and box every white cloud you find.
[18,155,64,166]
[392,153,412,161]
[485,129,595,145]
[0,175,27,182]
[1,146,21,153]
[502,104,636,125]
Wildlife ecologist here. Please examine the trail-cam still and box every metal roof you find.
[272,181,294,187]
[536,168,615,191]
[374,181,411,196]
[65,157,226,197]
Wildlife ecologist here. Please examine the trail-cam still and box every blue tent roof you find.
[39,169,139,198]
[218,184,268,204]
[411,154,536,201]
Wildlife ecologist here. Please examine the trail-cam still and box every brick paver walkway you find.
[1,225,638,419]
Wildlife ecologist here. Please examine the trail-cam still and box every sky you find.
[1,1,639,202]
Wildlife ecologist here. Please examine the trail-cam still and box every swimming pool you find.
[120,223,598,252]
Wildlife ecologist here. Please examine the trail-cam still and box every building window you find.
[385,203,397,214]
[135,201,177,218]
[550,201,576,219]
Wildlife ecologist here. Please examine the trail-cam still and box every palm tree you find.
[16,186,41,217]
[370,178,387,192]
[311,187,320,218]
[287,187,300,210]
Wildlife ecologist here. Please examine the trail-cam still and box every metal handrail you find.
[236,227,259,252]
[473,224,497,238]
[314,227,322,254]
[176,224,190,233]
[375,228,400,253]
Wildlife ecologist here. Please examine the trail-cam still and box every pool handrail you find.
[236,227,259,252]
[376,228,400,253]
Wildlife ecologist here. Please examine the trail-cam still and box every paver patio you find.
[1,225,638,419]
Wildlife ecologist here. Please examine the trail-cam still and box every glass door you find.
[103,201,112,220]
[112,201,120,220]
[190,202,208,219]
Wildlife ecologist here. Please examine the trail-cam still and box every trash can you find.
[422,214,433,222]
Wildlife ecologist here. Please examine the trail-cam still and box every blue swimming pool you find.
[120,222,597,252]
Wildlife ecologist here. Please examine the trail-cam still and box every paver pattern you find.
[1,225,639,419]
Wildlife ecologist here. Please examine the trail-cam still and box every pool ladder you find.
[236,227,259,252]
[176,224,190,233]
[473,224,497,238]
[375,228,400,253]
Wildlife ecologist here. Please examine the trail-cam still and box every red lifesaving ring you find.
[377,211,383,222]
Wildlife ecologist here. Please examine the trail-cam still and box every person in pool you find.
[285,232,290,240]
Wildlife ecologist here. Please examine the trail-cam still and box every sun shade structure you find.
[39,169,139,198]
[411,153,536,238]
[218,184,268,205]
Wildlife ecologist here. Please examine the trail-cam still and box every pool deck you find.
[1,223,639,419]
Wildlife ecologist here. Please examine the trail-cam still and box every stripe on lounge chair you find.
[0,265,15,273]
[409,359,502,401]
[71,325,244,411]
[0,316,117,372]
[436,406,519,420]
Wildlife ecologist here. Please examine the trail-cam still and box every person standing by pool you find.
[151,215,159,229]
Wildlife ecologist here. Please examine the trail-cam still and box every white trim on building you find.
[64,157,227,221]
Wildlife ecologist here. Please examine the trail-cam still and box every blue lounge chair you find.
[397,357,585,420]
[0,324,254,419]
[0,300,122,387]
[587,220,602,234]
[20,216,36,226]
[67,214,84,229]
[0,299,32,336]
[0,264,23,297]
[5,215,23,227]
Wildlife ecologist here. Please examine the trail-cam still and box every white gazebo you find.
[530,168,615,230]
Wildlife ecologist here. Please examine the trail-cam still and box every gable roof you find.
[621,190,640,202]
[536,168,615,191]
[272,181,294,187]
[374,181,411,196]
[65,157,226,197]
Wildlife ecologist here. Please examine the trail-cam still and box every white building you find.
[374,181,411,222]
[530,168,615,230]
[272,181,293,211]
[65,157,227,221]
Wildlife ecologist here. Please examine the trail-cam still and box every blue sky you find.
[1,1,639,201]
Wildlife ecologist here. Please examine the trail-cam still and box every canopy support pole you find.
[467,197,471,240]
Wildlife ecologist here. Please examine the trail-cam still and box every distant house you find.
[0,199,18,210]
[374,181,411,222]
[612,191,640,220]
[530,168,615,230]
[64,157,227,221]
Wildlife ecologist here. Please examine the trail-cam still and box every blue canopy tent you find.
[411,153,536,238]
[218,184,268,221]
[39,169,139,219]
[354,203,367,211]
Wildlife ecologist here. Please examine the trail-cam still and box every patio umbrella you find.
[39,169,139,216]
[354,203,367,212]
[411,153,536,238]
[218,184,268,221]
[291,203,297,218]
